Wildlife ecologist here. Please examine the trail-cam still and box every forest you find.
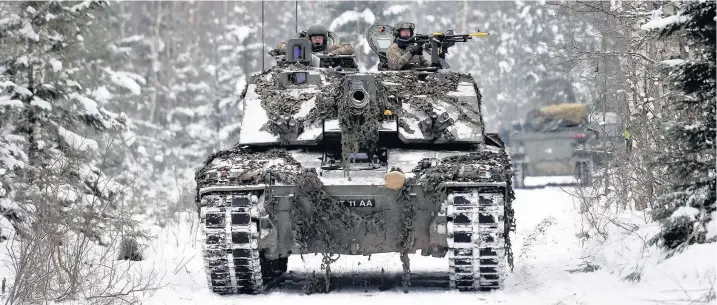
[0,1,714,304]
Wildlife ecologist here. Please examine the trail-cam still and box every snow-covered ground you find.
[1,187,714,304]
[137,187,715,305]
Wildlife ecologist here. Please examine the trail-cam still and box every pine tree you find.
[0,0,134,245]
[648,0,716,254]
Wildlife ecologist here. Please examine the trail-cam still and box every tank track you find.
[446,185,506,291]
[198,190,264,294]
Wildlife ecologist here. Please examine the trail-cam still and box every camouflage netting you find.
[196,145,516,291]
[375,71,486,130]
[241,66,486,159]
[398,148,517,277]
[195,146,387,293]
[195,147,386,249]
[243,64,343,142]
[204,68,515,292]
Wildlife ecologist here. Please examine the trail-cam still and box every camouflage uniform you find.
[275,41,354,55]
[386,43,429,70]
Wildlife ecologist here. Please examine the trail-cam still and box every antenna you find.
[261,0,265,72]
[295,1,298,34]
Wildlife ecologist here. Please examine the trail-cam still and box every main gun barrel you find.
[349,80,369,109]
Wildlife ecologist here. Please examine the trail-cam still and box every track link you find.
[446,186,506,291]
[199,191,264,294]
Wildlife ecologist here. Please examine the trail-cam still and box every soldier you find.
[387,21,430,70]
[270,24,354,56]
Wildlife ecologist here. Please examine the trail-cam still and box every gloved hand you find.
[410,44,423,55]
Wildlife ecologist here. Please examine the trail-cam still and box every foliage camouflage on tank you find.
[195,143,516,293]
[241,64,485,151]
[198,26,515,294]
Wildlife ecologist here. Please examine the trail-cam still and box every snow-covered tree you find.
[647,0,716,253]
[326,2,381,69]
[0,0,133,244]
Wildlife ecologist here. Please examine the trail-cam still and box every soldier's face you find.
[311,36,324,45]
[399,29,411,38]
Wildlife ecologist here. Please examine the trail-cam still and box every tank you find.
[193,24,516,295]
[505,103,619,188]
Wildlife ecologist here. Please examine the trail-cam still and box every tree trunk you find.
[148,1,163,123]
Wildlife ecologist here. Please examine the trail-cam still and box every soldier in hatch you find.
[387,21,430,70]
[270,24,354,56]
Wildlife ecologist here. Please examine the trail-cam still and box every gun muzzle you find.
[349,80,369,109]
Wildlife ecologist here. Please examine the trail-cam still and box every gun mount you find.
[366,24,489,71]
[410,31,489,69]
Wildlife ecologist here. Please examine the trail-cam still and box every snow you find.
[0,197,19,214]
[524,176,577,187]
[670,206,700,220]
[18,19,39,41]
[238,85,279,144]
[103,67,145,95]
[499,61,512,73]
[118,35,145,44]
[57,126,99,151]
[707,211,717,240]
[0,15,20,27]
[63,187,704,305]
[226,25,253,42]
[30,97,51,110]
[49,58,62,72]
[0,96,23,108]
[92,86,112,102]
[1,185,714,305]
[329,9,376,31]
[384,4,409,15]
[218,123,242,141]
[57,184,79,203]
[235,75,247,96]
[70,93,100,116]
[0,213,14,240]
[15,55,28,67]
[640,14,688,30]
[660,59,686,66]
[69,0,96,13]
[10,84,32,97]
[296,97,316,118]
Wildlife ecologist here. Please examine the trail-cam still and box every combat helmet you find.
[307,24,328,51]
[392,21,415,48]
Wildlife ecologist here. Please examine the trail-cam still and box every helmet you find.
[392,21,415,48]
[307,24,328,51]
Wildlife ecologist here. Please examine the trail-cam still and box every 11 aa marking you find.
[341,198,375,207]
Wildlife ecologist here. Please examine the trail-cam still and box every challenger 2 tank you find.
[194,24,516,294]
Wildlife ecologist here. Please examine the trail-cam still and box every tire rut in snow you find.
[514,216,558,290]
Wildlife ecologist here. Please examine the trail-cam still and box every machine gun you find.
[409,31,489,69]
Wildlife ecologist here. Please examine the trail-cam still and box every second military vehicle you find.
[194,24,516,295]
[504,103,620,188]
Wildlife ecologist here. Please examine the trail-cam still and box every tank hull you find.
[196,145,514,294]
